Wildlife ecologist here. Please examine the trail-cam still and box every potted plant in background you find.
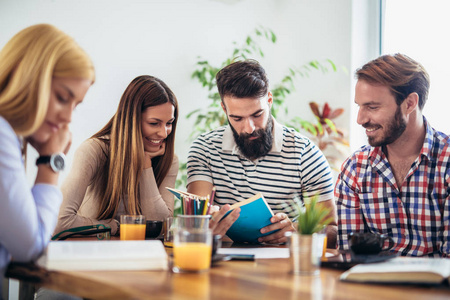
[287,195,333,275]
[174,26,349,214]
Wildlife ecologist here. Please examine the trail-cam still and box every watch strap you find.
[36,156,51,165]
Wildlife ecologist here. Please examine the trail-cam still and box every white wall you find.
[0,0,356,185]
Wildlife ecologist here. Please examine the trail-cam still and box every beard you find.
[230,116,274,161]
[365,105,407,147]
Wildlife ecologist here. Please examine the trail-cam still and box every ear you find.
[267,92,273,108]
[403,92,419,115]
[221,101,227,114]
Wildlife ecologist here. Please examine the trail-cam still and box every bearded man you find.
[336,53,450,257]
[187,59,336,245]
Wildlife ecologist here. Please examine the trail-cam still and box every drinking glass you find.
[163,216,177,247]
[172,215,212,273]
[173,227,212,273]
[120,215,146,240]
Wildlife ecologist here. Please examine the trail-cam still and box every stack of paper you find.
[37,240,168,271]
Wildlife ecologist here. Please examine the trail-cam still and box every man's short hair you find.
[355,53,430,110]
[216,59,269,101]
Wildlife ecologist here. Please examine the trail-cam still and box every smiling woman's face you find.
[30,77,91,144]
[141,102,175,154]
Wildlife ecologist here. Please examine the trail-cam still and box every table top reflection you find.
[6,241,450,300]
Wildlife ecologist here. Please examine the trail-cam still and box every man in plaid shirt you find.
[335,54,449,257]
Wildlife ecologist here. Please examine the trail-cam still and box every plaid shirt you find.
[336,117,450,257]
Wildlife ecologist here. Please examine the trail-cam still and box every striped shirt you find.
[336,117,450,257]
[187,119,334,219]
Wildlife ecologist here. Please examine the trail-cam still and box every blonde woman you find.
[56,75,179,235]
[0,24,95,289]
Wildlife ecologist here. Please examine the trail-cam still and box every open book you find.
[37,240,168,271]
[340,257,450,285]
[166,187,208,200]
[223,193,279,244]
[166,188,278,244]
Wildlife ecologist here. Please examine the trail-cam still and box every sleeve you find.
[186,136,213,186]
[335,155,366,250]
[442,166,450,257]
[55,139,118,235]
[0,120,62,262]
[139,154,179,220]
[299,140,335,202]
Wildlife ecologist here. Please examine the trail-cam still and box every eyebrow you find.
[59,84,75,99]
[146,117,175,122]
[229,109,264,118]
[355,101,380,106]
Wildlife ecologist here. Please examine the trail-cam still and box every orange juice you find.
[322,236,328,260]
[173,242,212,271]
[120,224,146,240]
[164,241,174,248]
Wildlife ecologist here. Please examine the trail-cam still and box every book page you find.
[341,257,450,283]
[217,247,289,259]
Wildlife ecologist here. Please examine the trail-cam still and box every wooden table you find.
[6,243,450,300]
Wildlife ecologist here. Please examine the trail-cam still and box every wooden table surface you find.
[6,242,450,300]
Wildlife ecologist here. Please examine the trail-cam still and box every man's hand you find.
[209,204,240,237]
[258,213,296,244]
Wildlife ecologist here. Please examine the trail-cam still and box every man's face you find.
[222,93,273,160]
[355,80,407,147]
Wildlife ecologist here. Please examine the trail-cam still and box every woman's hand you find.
[144,145,166,169]
[27,124,72,155]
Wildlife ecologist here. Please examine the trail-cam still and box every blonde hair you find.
[92,75,178,219]
[0,24,95,136]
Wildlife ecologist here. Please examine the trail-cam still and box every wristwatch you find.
[36,153,66,173]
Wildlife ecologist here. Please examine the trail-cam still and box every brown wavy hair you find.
[92,75,178,219]
[356,53,430,110]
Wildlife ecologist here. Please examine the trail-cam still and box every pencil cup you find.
[173,228,212,273]
[120,215,146,240]
[177,215,210,230]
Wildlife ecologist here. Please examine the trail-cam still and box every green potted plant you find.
[288,194,333,275]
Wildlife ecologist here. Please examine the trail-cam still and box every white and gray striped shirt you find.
[186,119,334,219]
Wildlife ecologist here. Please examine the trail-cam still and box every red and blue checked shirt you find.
[335,117,449,257]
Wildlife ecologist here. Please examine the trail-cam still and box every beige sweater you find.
[55,138,178,235]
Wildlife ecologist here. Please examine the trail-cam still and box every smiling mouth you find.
[146,138,164,145]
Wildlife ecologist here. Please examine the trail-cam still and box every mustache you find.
[238,131,262,139]
[362,122,380,129]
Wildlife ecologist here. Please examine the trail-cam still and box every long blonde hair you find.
[92,75,178,219]
[0,24,95,136]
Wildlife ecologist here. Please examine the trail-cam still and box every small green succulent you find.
[295,194,333,235]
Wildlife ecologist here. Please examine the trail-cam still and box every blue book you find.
[223,193,279,244]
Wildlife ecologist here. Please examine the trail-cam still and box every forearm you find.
[140,168,175,220]
[35,164,60,185]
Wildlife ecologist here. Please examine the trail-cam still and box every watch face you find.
[50,154,66,171]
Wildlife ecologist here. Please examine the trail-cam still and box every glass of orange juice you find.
[173,216,212,273]
[173,228,212,273]
[120,215,146,240]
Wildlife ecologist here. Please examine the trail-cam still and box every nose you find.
[60,105,73,124]
[356,107,367,126]
[243,118,255,135]
[157,125,169,138]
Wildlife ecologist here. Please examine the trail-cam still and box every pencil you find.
[206,186,216,215]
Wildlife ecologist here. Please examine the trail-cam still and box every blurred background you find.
[0,0,448,186]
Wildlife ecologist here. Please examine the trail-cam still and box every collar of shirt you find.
[221,117,283,155]
[368,115,434,166]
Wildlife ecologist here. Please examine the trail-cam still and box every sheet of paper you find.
[217,247,289,259]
